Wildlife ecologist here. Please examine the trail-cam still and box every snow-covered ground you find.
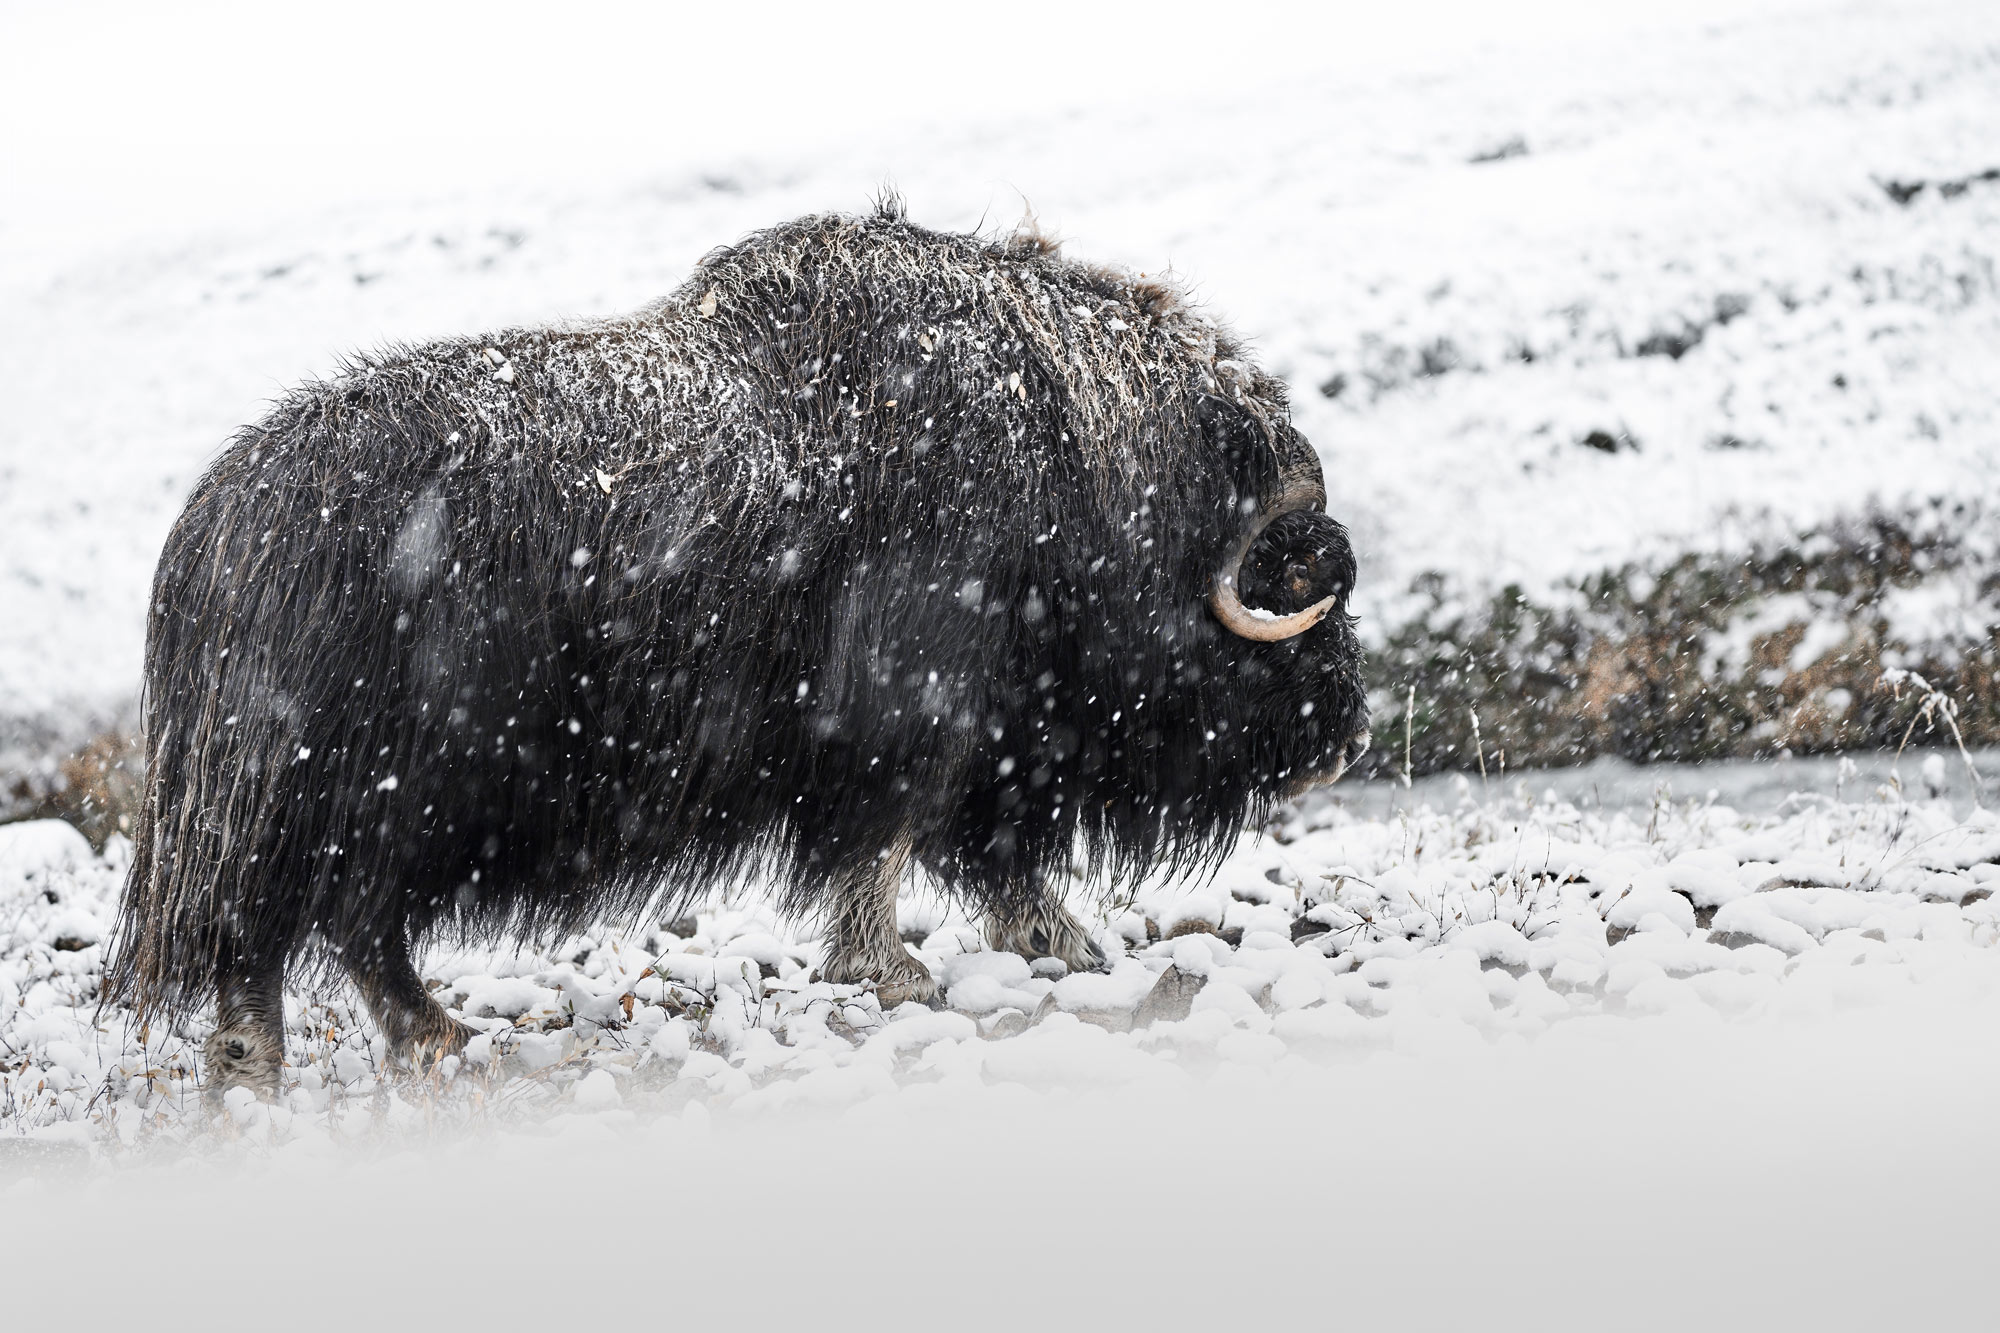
[9,759,1997,1152]
[4,768,1998,1320]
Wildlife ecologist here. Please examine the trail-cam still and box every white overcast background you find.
[3,0,1824,265]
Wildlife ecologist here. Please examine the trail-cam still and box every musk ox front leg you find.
[984,888,1109,975]
[815,835,939,1007]
[343,929,476,1070]
[204,953,286,1101]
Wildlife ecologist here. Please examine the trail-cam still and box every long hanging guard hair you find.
[107,201,1368,1026]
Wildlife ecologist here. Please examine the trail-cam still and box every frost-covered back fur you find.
[109,200,1366,1024]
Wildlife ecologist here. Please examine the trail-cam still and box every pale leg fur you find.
[817,836,939,1006]
[984,888,1109,974]
[346,931,476,1069]
[204,960,286,1100]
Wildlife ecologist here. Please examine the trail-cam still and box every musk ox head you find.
[1220,492,1368,774]
[1183,400,1370,801]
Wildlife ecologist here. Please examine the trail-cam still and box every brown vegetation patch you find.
[1,731,143,849]
[1358,507,1999,779]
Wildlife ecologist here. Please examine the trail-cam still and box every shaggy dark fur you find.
[107,199,1368,1084]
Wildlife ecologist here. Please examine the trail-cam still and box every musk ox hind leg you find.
[204,952,287,1101]
[342,928,476,1071]
[814,835,939,1007]
[983,888,1109,976]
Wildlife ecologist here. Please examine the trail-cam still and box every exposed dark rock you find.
[1071,1005,1136,1034]
[1469,136,1529,164]
[1135,965,1206,1025]
[1877,167,2000,205]
[1633,292,1752,361]
[1579,428,1639,454]
[1415,338,1461,378]
[1634,326,1703,360]
[984,1009,1033,1040]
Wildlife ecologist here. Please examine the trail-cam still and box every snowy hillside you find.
[4,0,1998,776]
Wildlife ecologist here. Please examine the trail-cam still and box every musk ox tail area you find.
[105,466,316,1027]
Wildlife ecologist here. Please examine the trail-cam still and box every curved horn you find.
[1208,480,1338,643]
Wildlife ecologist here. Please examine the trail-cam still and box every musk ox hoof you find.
[872,970,942,1009]
[202,1026,284,1101]
[399,1016,477,1072]
[819,946,940,1009]
[985,907,1111,976]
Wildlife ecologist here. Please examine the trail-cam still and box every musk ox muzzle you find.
[106,200,1369,1095]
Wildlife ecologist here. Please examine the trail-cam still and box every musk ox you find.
[108,199,1368,1094]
